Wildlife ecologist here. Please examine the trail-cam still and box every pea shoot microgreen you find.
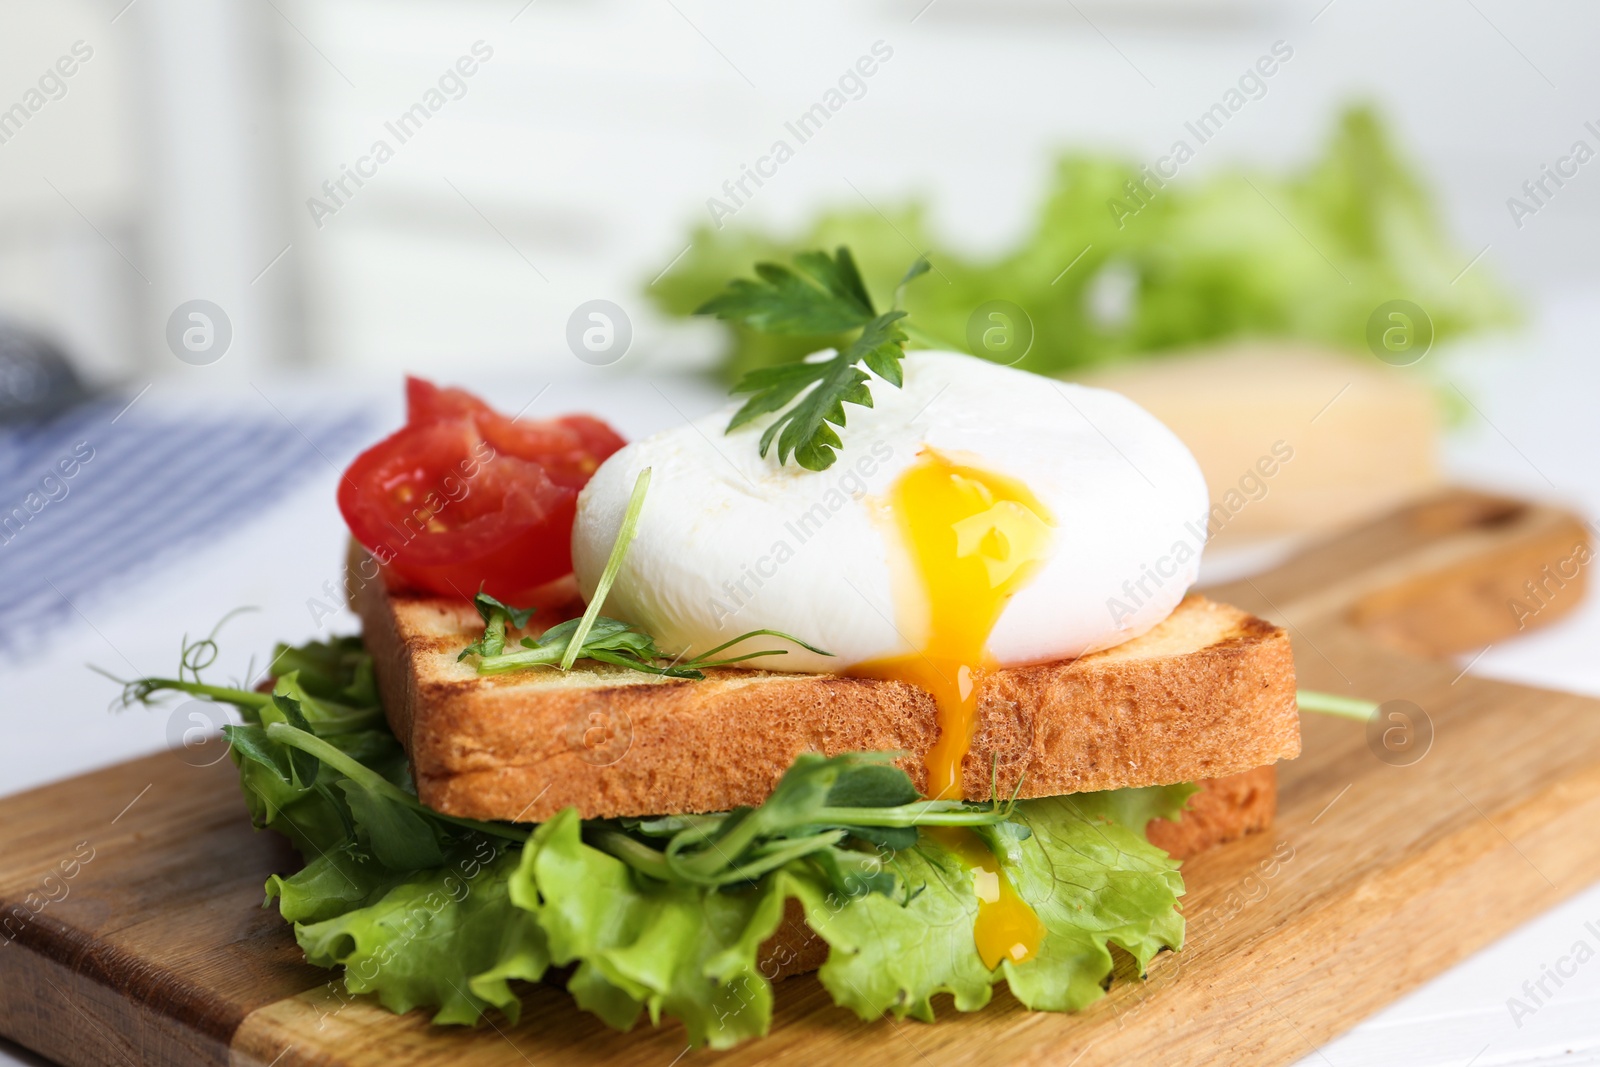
[1296,690,1379,720]
[459,467,831,680]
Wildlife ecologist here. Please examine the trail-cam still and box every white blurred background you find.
[3,0,1597,380]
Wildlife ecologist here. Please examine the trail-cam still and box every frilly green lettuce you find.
[275,787,1189,1047]
[123,636,1198,1049]
[649,105,1516,384]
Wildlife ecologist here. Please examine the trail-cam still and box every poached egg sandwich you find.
[123,248,1299,1049]
[572,349,1213,972]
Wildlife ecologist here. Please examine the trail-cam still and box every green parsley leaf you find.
[695,247,878,334]
[699,248,930,471]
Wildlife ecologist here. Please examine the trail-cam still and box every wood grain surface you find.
[0,487,1590,1067]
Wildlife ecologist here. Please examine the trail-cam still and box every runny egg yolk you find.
[854,450,1053,969]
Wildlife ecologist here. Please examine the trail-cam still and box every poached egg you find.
[573,350,1208,680]
[573,350,1208,968]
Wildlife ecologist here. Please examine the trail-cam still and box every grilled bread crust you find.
[350,549,1300,823]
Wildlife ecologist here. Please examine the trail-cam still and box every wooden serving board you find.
[0,488,1593,1067]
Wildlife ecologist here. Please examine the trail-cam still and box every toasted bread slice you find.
[1145,763,1279,860]
[350,551,1300,822]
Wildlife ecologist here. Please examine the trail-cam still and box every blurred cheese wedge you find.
[1072,343,1439,549]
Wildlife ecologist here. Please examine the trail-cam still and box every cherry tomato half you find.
[338,379,625,602]
[405,378,622,489]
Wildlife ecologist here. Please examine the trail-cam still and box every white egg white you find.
[571,351,1210,674]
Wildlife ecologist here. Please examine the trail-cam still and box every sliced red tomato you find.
[405,378,623,489]
[338,380,625,602]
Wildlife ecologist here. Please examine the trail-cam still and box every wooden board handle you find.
[1204,488,1591,658]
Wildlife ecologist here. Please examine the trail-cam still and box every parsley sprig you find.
[696,247,930,471]
[461,468,831,680]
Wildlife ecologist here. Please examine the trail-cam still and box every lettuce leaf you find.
[798,784,1191,1021]
[142,636,1197,1047]
[509,808,792,1047]
[269,787,1191,1046]
[295,843,550,1025]
[649,105,1517,384]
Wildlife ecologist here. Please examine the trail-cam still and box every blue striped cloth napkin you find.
[0,393,373,656]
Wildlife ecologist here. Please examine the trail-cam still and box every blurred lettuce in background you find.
[649,106,1517,383]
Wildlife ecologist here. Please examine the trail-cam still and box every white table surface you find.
[4,293,1600,1065]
